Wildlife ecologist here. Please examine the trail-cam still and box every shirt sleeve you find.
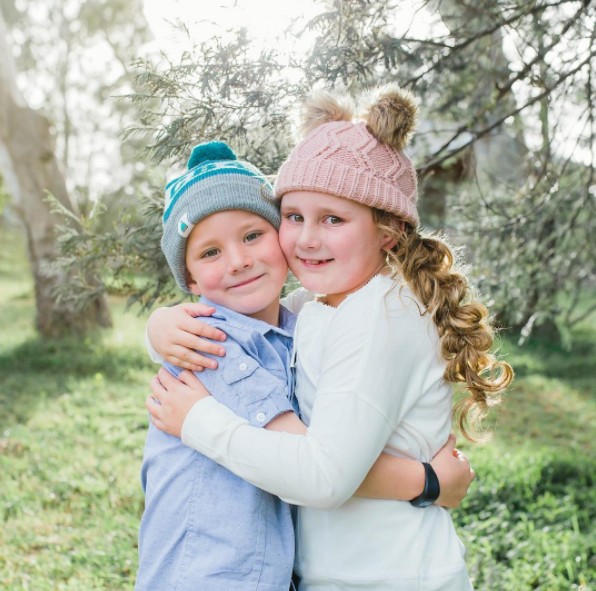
[181,288,434,508]
[280,287,315,315]
[164,338,295,429]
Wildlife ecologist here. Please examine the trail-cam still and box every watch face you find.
[410,498,434,508]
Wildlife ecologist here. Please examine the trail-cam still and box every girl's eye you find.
[284,213,303,223]
[324,215,342,225]
[245,231,262,242]
[201,248,220,259]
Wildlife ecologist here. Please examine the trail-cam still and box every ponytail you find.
[374,210,513,441]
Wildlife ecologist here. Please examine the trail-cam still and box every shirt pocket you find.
[222,357,293,428]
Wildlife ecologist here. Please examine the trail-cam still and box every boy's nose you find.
[228,248,253,272]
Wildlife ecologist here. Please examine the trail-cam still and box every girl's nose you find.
[296,224,320,250]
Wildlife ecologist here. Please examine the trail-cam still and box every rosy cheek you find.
[197,269,221,291]
[278,224,294,259]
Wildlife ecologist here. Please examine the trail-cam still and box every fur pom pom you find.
[299,90,355,137]
[359,83,418,150]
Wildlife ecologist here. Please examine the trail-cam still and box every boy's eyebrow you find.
[186,237,218,254]
[189,218,270,251]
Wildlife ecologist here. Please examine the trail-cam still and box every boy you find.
[135,141,299,591]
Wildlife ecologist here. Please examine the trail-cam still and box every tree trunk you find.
[0,11,111,337]
[433,0,528,191]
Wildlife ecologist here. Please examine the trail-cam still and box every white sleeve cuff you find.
[145,325,164,364]
[181,397,248,462]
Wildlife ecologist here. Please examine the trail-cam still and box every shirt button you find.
[239,363,248,371]
[256,412,266,423]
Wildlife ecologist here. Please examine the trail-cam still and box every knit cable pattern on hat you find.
[275,101,419,226]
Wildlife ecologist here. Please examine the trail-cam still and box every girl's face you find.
[279,190,393,307]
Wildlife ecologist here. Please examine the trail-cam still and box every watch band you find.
[409,462,441,508]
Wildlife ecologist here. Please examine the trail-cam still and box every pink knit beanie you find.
[275,84,419,225]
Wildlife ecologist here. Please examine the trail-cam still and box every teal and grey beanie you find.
[161,141,280,292]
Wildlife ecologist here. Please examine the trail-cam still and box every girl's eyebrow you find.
[281,205,349,217]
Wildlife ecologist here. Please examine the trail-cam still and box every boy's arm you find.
[354,436,474,508]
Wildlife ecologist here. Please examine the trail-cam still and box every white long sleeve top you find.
[181,275,473,590]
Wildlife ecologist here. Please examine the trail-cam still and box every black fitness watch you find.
[409,462,441,508]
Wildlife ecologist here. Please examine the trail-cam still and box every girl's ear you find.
[381,234,398,251]
[380,222,403,251]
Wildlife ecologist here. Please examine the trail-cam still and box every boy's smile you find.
[185,210,288,326]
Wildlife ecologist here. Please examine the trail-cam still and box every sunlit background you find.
[1,1,594,589]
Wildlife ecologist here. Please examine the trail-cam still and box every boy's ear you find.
[186,270,201,296]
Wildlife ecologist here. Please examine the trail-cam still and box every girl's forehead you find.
[281,190,372,216]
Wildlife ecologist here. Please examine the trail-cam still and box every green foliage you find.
[48,184,178,312]
[455,449,595,590]
[452,160,596,339]
[128,27,300,171]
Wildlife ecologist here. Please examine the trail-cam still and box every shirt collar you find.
[199,296,296,338]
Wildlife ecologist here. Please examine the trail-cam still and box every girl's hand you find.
[146,367,212,438]
[431,435,475,508]
[147,303,227,371]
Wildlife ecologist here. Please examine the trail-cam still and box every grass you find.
[0,225,594,590]
[0,226,152,590]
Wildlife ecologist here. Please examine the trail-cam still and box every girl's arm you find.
[168,316,391,509]
[146,303,227,371]
[146,299,474,508]
[149,360,473,509]
[257,408,472,507]
[146,293,314,371]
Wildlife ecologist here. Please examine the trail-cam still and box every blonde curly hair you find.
[374,210,514,442]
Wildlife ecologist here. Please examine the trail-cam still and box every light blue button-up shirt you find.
[136,298,298,591]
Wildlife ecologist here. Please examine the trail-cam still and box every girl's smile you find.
[296,257,333,268]
[279,190,394,307]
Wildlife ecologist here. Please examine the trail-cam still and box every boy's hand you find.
[431,435,475,508]
[147,303,227,371]
[146,368,212,438]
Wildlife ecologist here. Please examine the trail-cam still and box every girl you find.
[147,84,513,590]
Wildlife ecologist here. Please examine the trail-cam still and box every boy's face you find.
[185,210,288,325]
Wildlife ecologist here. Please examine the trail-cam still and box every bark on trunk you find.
[0,11,111,337]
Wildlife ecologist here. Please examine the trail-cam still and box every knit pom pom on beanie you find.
[276,83,420,225]
[187,141,237,169]
[161,141,280,293]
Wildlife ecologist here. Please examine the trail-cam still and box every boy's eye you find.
[201,247,220,259]
[284,213,304,223]
[245,231,262,242]
[324,215,342,225]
